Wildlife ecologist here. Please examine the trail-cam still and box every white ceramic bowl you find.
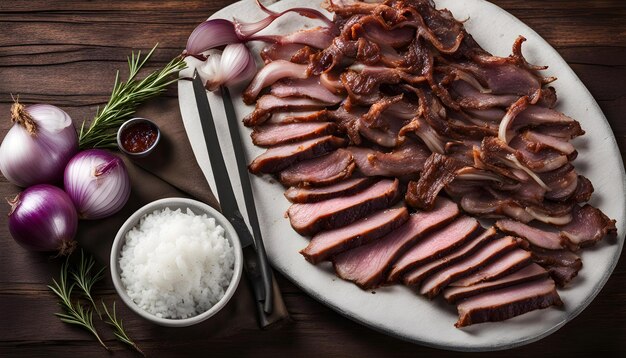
[110,197,243,327]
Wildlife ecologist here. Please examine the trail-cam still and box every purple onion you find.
[0,103,78,187]
[64,149,131,220]
[185,19,241,55]
[8,184,78,255]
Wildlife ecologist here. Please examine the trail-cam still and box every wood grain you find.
[1,0,625,356]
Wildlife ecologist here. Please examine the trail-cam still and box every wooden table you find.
[1,1,625,356]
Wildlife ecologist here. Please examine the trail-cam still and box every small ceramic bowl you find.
[110,197,243,327]
[116,117,161,158]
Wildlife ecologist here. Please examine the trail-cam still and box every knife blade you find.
[220,85,274,314]
[191,71,270,311]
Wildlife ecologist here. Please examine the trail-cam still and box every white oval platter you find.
[177,0,626,351]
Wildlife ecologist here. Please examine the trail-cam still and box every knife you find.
[220,84,274,314]
[191,71,274,318]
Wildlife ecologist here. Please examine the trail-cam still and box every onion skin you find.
[64,149,131,220]
[0,102,78,187]
[185,19,240,55]
[8,184,78,255]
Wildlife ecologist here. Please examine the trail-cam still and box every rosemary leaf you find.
[79,44,186,149]
[102,301,144,356]
[71,250,105,317]
[48,260,109,351]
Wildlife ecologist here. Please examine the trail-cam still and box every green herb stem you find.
[48,260,109,351]
[78,44,186,149]
[71,250,105,317]
[102,301,145,356]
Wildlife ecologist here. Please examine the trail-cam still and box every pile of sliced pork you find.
[242,0,617,327]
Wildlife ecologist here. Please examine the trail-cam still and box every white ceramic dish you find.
[177,0,626,350]
[110,197,243,327]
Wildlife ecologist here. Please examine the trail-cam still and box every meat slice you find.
[249,136,346,174]
[271,77,344,104]
[287,179,400,236]
[455,278,563,327]
[405,153,464,210]
[547,266,580,287]
[333,197,460,289]
[560,204,617,249]
[495,219,565,250]
[531,247,581,268]
[400,227,498,285]
[251,122,337,147]
[243,60,309,104]
[266,110,328,125]
[279,149,355,187]
[511,106,584,139]
[348,141,431,178]
[521,130,577,159]
[418,237,522,298]
[460,190,534,223]
[539,164,579,201]
[300,207,409,264]
[529,247,582,287]
[572,175,594,203]
[388,217,482,282]
[443,263,549,303]
[449,249,532,287]
[243,95,331,127]
[284,178,374,203]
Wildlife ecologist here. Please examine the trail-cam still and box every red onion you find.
[234,0,335,38]
[200,44,257,91]
[8,184,78,255]
[0,102,78,187]
[185,19,240,55]
[184,1,335,56]
[64,149,131,220]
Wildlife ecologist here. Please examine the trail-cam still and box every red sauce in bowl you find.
[120,122,158,153]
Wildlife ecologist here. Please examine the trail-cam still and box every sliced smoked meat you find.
[348,141,431,178]
[249,135,346,174]
[251,122,337,147]
[287,179,400,236]
[400,227,499,285]
[284,178,374,203]
[449,249,532,287]
[455,278,562,327]
[243,95,332,127]
[530,247,581,268]
[266,110,328,125]
[405,153,464,210]
[560,204,617,249]
[444,263,549,303]
[495,219,565,250]
[529,247,582,287]
[547,266,580,287]
[300,207,409,264]
[333,197,460,289]
[279,149,355,187]
[388,216,482,282]
[271,77,344,104]
[419,236,521,298]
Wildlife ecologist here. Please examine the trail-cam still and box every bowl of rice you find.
[110,197,243,327]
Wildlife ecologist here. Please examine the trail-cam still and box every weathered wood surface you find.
[1,1,625,356]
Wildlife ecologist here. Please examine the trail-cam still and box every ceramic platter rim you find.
[177,0,626,351]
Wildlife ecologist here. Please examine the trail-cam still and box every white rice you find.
[119,207,235,319]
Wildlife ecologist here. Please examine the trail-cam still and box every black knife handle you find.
[229,215,266,302]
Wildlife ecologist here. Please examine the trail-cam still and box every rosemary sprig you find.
[102,301,145,356]
[47,259,109,350]
[78,43,187,149]
[71,250,106,317]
